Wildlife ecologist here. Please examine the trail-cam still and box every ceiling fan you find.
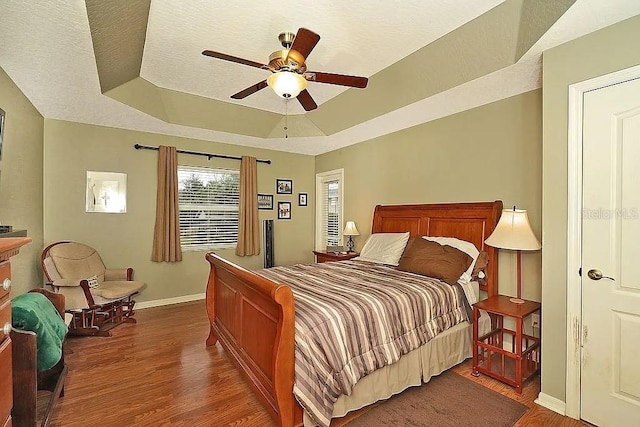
[202,28,368,111]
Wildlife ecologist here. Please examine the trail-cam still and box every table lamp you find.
[485,207,541,304]
[343,221,360,253]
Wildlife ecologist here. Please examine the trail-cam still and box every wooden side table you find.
[472,295,541,393]
[313,250,359,263]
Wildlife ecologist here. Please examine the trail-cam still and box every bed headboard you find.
[371,200,503,296]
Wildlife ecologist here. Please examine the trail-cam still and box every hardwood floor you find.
[45,301,588,426]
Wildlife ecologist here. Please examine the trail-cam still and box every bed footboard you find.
[205,253,301,427]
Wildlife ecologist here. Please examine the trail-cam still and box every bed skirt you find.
[303,312,491,426]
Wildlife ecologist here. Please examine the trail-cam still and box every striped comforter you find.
[256,260,469,427]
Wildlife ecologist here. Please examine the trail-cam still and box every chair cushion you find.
[91,281,145,300]
[43,256,62,281]
[54,286,90,311]
[105,269,129,281]
[49,243,106,282]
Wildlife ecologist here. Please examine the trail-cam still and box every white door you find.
[581,77,640,426]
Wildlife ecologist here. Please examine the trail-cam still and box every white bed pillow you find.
[459,280,480,305]
[422,236,480,283]
[355,232,411,266]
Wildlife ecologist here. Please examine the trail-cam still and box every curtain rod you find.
[133,144,271,164]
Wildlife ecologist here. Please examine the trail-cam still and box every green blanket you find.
[12,292,68,371]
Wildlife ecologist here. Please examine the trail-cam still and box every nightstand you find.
[471,295,541,393]
[313,250,359,263]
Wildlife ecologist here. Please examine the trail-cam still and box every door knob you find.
[587,269,615,281]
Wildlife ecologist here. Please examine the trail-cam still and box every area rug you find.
[346,371,528,427]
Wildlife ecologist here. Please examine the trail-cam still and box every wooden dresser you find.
[0,237,32,427]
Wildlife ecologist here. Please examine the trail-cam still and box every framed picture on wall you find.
[257,193,274,210]
[86,171,127,213]
[278,201,291,220]
[276,179,293,194]
[298,193,307,206]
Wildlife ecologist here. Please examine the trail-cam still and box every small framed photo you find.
[298,193,308,206]
[276,179,293,194]
[257,193,273,210]
[278,201,292,220]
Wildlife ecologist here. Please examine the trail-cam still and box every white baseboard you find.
[136,293,205,310]
[534,392,566,416]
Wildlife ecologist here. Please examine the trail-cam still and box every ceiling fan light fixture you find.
[203,28,366,111]
[267,71,307,99]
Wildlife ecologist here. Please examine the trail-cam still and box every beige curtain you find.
[152,146,182,262]
[236,156,260,256]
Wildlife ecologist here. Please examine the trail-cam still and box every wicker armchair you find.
[41,241,145,337]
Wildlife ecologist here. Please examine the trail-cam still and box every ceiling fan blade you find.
[202,50,267,69]
[306,71,368,89]
[297,89,317,111]
[286,28,320,64]
[231,80,268,99]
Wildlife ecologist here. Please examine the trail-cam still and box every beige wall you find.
[0,67,44,295]
[9,11,639,404]
[316,89,542,301]
[542,15,640,402]
[43,120,315,303]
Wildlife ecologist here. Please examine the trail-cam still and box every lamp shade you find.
[343,221,360,236]
[485,208,541,251]
[267,71,307,98]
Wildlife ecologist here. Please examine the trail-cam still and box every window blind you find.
[178,166,239,250]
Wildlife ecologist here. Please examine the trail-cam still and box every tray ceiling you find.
[1,0,639,155]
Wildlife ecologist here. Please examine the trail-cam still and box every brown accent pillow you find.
[472,251,489,279]
[397,238,473,285]
[400,237,416,258]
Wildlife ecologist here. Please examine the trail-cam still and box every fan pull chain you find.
[284,99,289,139]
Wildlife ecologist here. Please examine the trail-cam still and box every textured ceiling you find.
[142,0,504,115]
[1,0,640,155]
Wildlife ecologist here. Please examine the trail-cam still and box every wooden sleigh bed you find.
[205,201,503,427]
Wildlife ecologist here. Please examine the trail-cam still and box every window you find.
[315,169,344,250]
[178,165,239,250]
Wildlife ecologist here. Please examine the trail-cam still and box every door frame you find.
[566,64,640,419]
[315,168,344,250]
